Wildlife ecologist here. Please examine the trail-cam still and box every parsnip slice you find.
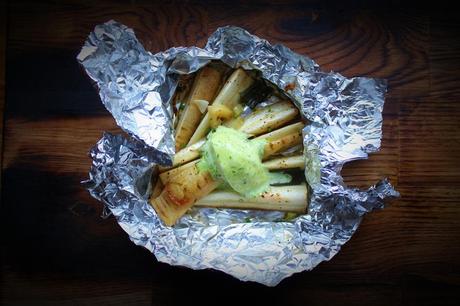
[188,68,254,145]
[263,155,305,170]
[175,66,223,151]
[238,101,299,136]
[195,184,308,213]
[150,165,218,226]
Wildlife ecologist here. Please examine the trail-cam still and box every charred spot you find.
[284,83,296,91]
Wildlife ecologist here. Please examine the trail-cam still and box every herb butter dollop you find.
[198,126,270,198]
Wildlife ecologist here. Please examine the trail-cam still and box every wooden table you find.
[2,1,460,305]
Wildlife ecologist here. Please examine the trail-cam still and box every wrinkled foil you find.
[79,20,399,286]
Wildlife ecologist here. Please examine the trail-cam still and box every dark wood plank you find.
[0,0,5,191]
[7,1,211,53]
[5,50,107,118]
[6,3,430,97]
[3,1,460,305]
[3,116,119,173]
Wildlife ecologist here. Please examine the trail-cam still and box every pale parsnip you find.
[208,104,233,128]
[263,130,303,159]
[159,160,199,184]
[195,184,308,213]
[238,101,299,136]
[255,122,303,141]
[192,99,209,114]
[188,68,254,145]
[174,66,223,151]
[150,164,219,226]
[161,121,303,181]
[263,155,305,170]
[167,116,302,172]
[159,138,206,172]
[152,66,309,226]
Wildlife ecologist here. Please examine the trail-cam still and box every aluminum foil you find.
[79,20,399,286]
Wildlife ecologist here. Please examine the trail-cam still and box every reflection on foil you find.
[79,21,399,286]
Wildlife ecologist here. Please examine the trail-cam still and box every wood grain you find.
[3,117,119,173]
[1,0,5,191]
[3,1,460,305]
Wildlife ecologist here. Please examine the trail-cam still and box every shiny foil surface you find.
[79,20,399,286]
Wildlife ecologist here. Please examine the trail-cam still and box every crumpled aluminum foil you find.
[78,20,399,286]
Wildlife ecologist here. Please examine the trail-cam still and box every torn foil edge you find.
[79,20,399,286]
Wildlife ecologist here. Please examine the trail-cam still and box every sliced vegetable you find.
[159,138,206,172]
[233,104,244,118]
[238,101,299,136]
[208,104,233,128]
[151,124,304,225]
[159,159,199,184]
[163,121,304,174]
[263,130,303,159]
[188,68,254,145]
[151,64,309,226]
[150,164,218,226]
[224,116,244,130]
[192,99,209,114]
[263,155,305,170]
[255,122,303,141]
[175,66,223,151]
[194,184,308,213]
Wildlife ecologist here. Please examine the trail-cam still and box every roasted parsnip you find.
[175,66,224,151]
[151,66,309,227]
[188,68,254,145]
[150,164,218,226]
[263,130,303,159]
[195,184,308,213]
[159,159,199,185]
[263,155,305,170]
[165,111,302,172]
[161,122,303,182]
[238,101,299,136]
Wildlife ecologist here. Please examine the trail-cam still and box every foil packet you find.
[78,20,399,286]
